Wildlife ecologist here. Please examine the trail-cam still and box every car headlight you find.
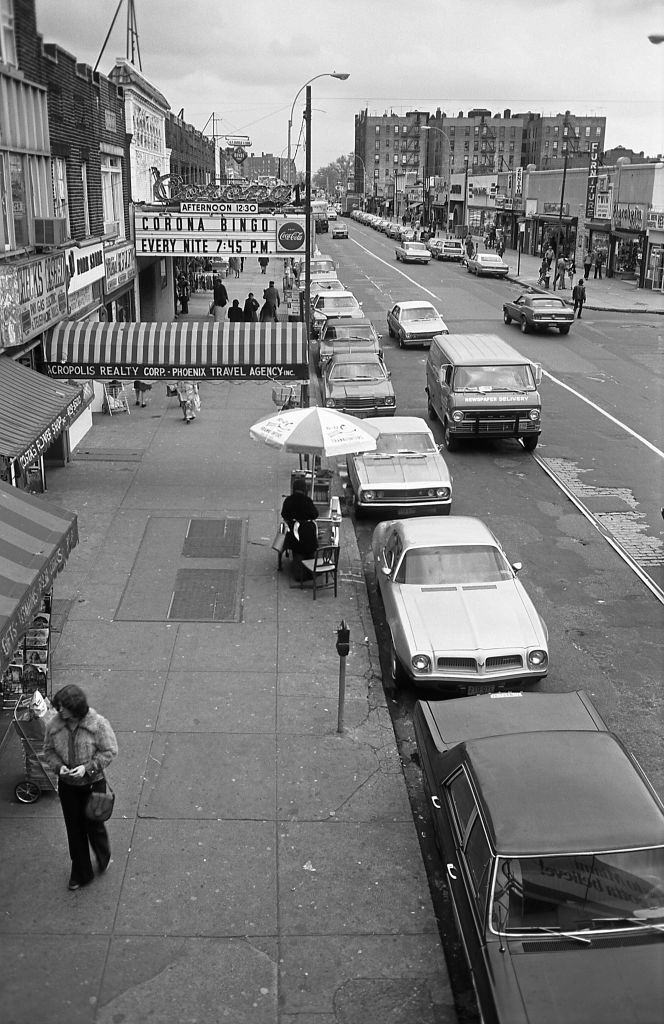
[411,654,431,673]
[435,488,450,499]
[452,410,464,423]
[362,490,374,502]
[381,395,396,406]
[528,650,548,669]
[404,332,412,339]
[528,409,540,422]
[326,398,336,408]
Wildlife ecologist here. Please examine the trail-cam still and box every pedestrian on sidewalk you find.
[176,381,200,423]
[211,275,228,322]
[243,292,259,321]
[572,278,586,319]
[133,379,152,407]
[537,258,550,287]
[553,253,567,291]
[227,299,243,322]
[177,272,190,314]
[43,685,118,891]
[229,256,241,279]
[594,249,605,279]
[258,256,269,275]
[545,243,555,270]
[263,280,281,322]
[567,257,576,289]
[583,249,593,280]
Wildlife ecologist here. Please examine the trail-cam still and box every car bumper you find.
[407,664,548,693]
[358,496,451,514]
[531,318,574,329]
[336,406,396,418]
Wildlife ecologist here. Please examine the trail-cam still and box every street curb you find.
[506,275,664,315]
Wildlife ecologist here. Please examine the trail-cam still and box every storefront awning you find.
[0,359,89,472]
[0,481,78,674]
[45,321,308,382]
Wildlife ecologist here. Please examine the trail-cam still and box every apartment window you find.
[474,126,479,136]
[553,141,558,151]
[375,140,380,151]
[375,125,380,135]
[554,125,559,134]
[81,161,91,235]
[401,154,407,164]
[374,154,380,163]
[402,125,408,134]
[101,154,124,238]
[595,126,601,135]
[51,157,70,232]
[373,168,379,179]
[394,125,399,135]
[1,0,17,67]
[393,153,399,164]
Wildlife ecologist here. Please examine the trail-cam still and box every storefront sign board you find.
[66,241,106,294]
[0,255,67,347]
[613,204,646,231]
[104,242,136,294]
[647,210,664,231]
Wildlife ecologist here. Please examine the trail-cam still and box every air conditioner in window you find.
[104,220,121,238]
[34,217,68,246]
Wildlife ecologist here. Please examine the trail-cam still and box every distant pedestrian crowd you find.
[209,275,280,324]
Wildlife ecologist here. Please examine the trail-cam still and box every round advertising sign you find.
[277,221,305,251]
[233,146,247,163]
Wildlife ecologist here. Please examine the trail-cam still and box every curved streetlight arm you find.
[287,72,349,185]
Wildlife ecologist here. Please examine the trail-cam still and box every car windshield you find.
[480,255,504,264]
[401,307,439,322]
[406,243,428,252]
[374,432,436,455]
[394,544,512,585]
[324,297,358,311]
[324,325,375,342]
[311,260,335,273]
[453,364,534,391]
[329,361,386,381]
[492,848,664,934]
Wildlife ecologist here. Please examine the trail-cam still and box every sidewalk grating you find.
[168,568,240,621]
[73,448,144,461]
[183,517,244,557]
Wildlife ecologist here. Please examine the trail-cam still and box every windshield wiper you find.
[521,925,591,945]
[585,916,664,934]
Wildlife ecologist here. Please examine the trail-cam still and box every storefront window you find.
[613,237,640,276]
[101,155,124,238]
[9,153,28,248]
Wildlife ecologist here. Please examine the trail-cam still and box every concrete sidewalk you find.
[0,272,453,1023]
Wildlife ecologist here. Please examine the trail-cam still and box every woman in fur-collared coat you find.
[44,685,118,891]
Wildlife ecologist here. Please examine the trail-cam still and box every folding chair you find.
[299,544,340,599]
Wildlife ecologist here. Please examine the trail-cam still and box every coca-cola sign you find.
[277,221,305,251]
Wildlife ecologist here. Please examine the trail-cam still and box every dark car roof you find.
[465,730,664,854]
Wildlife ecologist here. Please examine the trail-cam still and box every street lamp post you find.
[287,72,349,186]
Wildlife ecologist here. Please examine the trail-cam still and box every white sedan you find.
[466,252,510,277]
[386,300,448,348]
[372,516,549,692]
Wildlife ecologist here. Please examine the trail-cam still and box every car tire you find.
[559,326,570,335]
[398,335,405,349]
[520,316,529,334]
[390,637,408,689]
[443,422,459,452]
[503,310,512,325]
[522,435,539,451]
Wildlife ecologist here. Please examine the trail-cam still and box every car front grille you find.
[342,397,379,410]
[437,656,478,672]
[486,654,523,670]
[436,654,524,673]
[368,488,448,501]
[455,411,536,435]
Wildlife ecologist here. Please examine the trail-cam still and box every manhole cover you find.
[183,518,244,557]
[168,568,239,621]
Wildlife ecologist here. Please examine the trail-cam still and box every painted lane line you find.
[351,234,663,459]
[351,237,443,302]
[543,370,664,459]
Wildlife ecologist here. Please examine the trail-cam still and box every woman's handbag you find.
[271,530,286,554]
[85,782,115,822]
[209,301,215,315]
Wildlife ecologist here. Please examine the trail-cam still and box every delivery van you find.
[425,334,542,451]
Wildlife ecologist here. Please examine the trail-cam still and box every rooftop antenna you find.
[94,0,142,75]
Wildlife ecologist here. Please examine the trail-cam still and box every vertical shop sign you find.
[515,167,523,196]
[586,142,599,219]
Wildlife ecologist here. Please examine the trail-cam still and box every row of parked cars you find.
[328,230,664,1024]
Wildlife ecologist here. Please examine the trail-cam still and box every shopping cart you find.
[13,694,58,803]
[271,383,302,411]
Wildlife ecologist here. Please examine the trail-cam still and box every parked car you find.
[503,292,574,335]
[436,238,465,262]
[395,240,432,264]
[372,515,548,691]
[331,221,349,239]
[317,317,382,373]
[414,689,664,1024]
[427,238,446,259]
[466,252,510,277]
[385,222,402,238]
[326,207,338,220]
[323,352,396,418]
[310,279,345,303]
[346,416,452,517]
[386,300,448,348]
[311,290,363,337]
[295,255,338,286]
[397,226,416,242]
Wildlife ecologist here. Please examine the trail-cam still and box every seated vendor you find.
[281,479,319,558]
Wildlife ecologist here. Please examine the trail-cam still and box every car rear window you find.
[530,298,565,308]
[395,544,511,585]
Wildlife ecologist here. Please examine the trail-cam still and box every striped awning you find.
[0,481,78,676]
[45,321,308,382]
[0,359,89,471]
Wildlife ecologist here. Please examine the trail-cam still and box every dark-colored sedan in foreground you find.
[503,292,574,335]
[414,689,664,1024]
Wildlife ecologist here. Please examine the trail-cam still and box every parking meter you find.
[336,621,350,658]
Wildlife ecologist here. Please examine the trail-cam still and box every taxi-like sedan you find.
[372,516,548,691]
[323,352,396,418]
[346,416,452,517]
[311,290,363,337]
[503,292,574,335]
[386,300,448,348]
[331,221,349,239]
[317,317,381,373]
[466,252,510,277]
[414,690,664,1024]
[395,240,432,264]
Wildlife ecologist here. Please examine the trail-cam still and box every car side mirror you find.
[511,561,522,574]
[532,364,543,386]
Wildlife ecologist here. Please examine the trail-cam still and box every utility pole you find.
[202,112,224,184]
[556,111,571,254]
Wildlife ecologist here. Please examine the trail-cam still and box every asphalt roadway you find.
[0,266,454,1024]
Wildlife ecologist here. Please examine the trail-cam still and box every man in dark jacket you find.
[227,299,244,322]
[281,479,319,559]
[212,276,228,321]
[572,278,586,319]
[263,281,281,322]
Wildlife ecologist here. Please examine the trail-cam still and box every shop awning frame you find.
[45,321,309,381]
[0,481,78,675]
[0,358,90,471]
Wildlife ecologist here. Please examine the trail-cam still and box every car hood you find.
[403,581,542,650]
[328,380,393,400]
[402,319,448,335]
[356,454,450,488]
[495,938,664,1024]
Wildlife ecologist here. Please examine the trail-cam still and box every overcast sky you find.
[35,0,663,172]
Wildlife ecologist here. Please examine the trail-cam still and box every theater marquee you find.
[134,205,306,256]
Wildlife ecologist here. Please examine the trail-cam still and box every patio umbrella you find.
[250,407,380,495]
